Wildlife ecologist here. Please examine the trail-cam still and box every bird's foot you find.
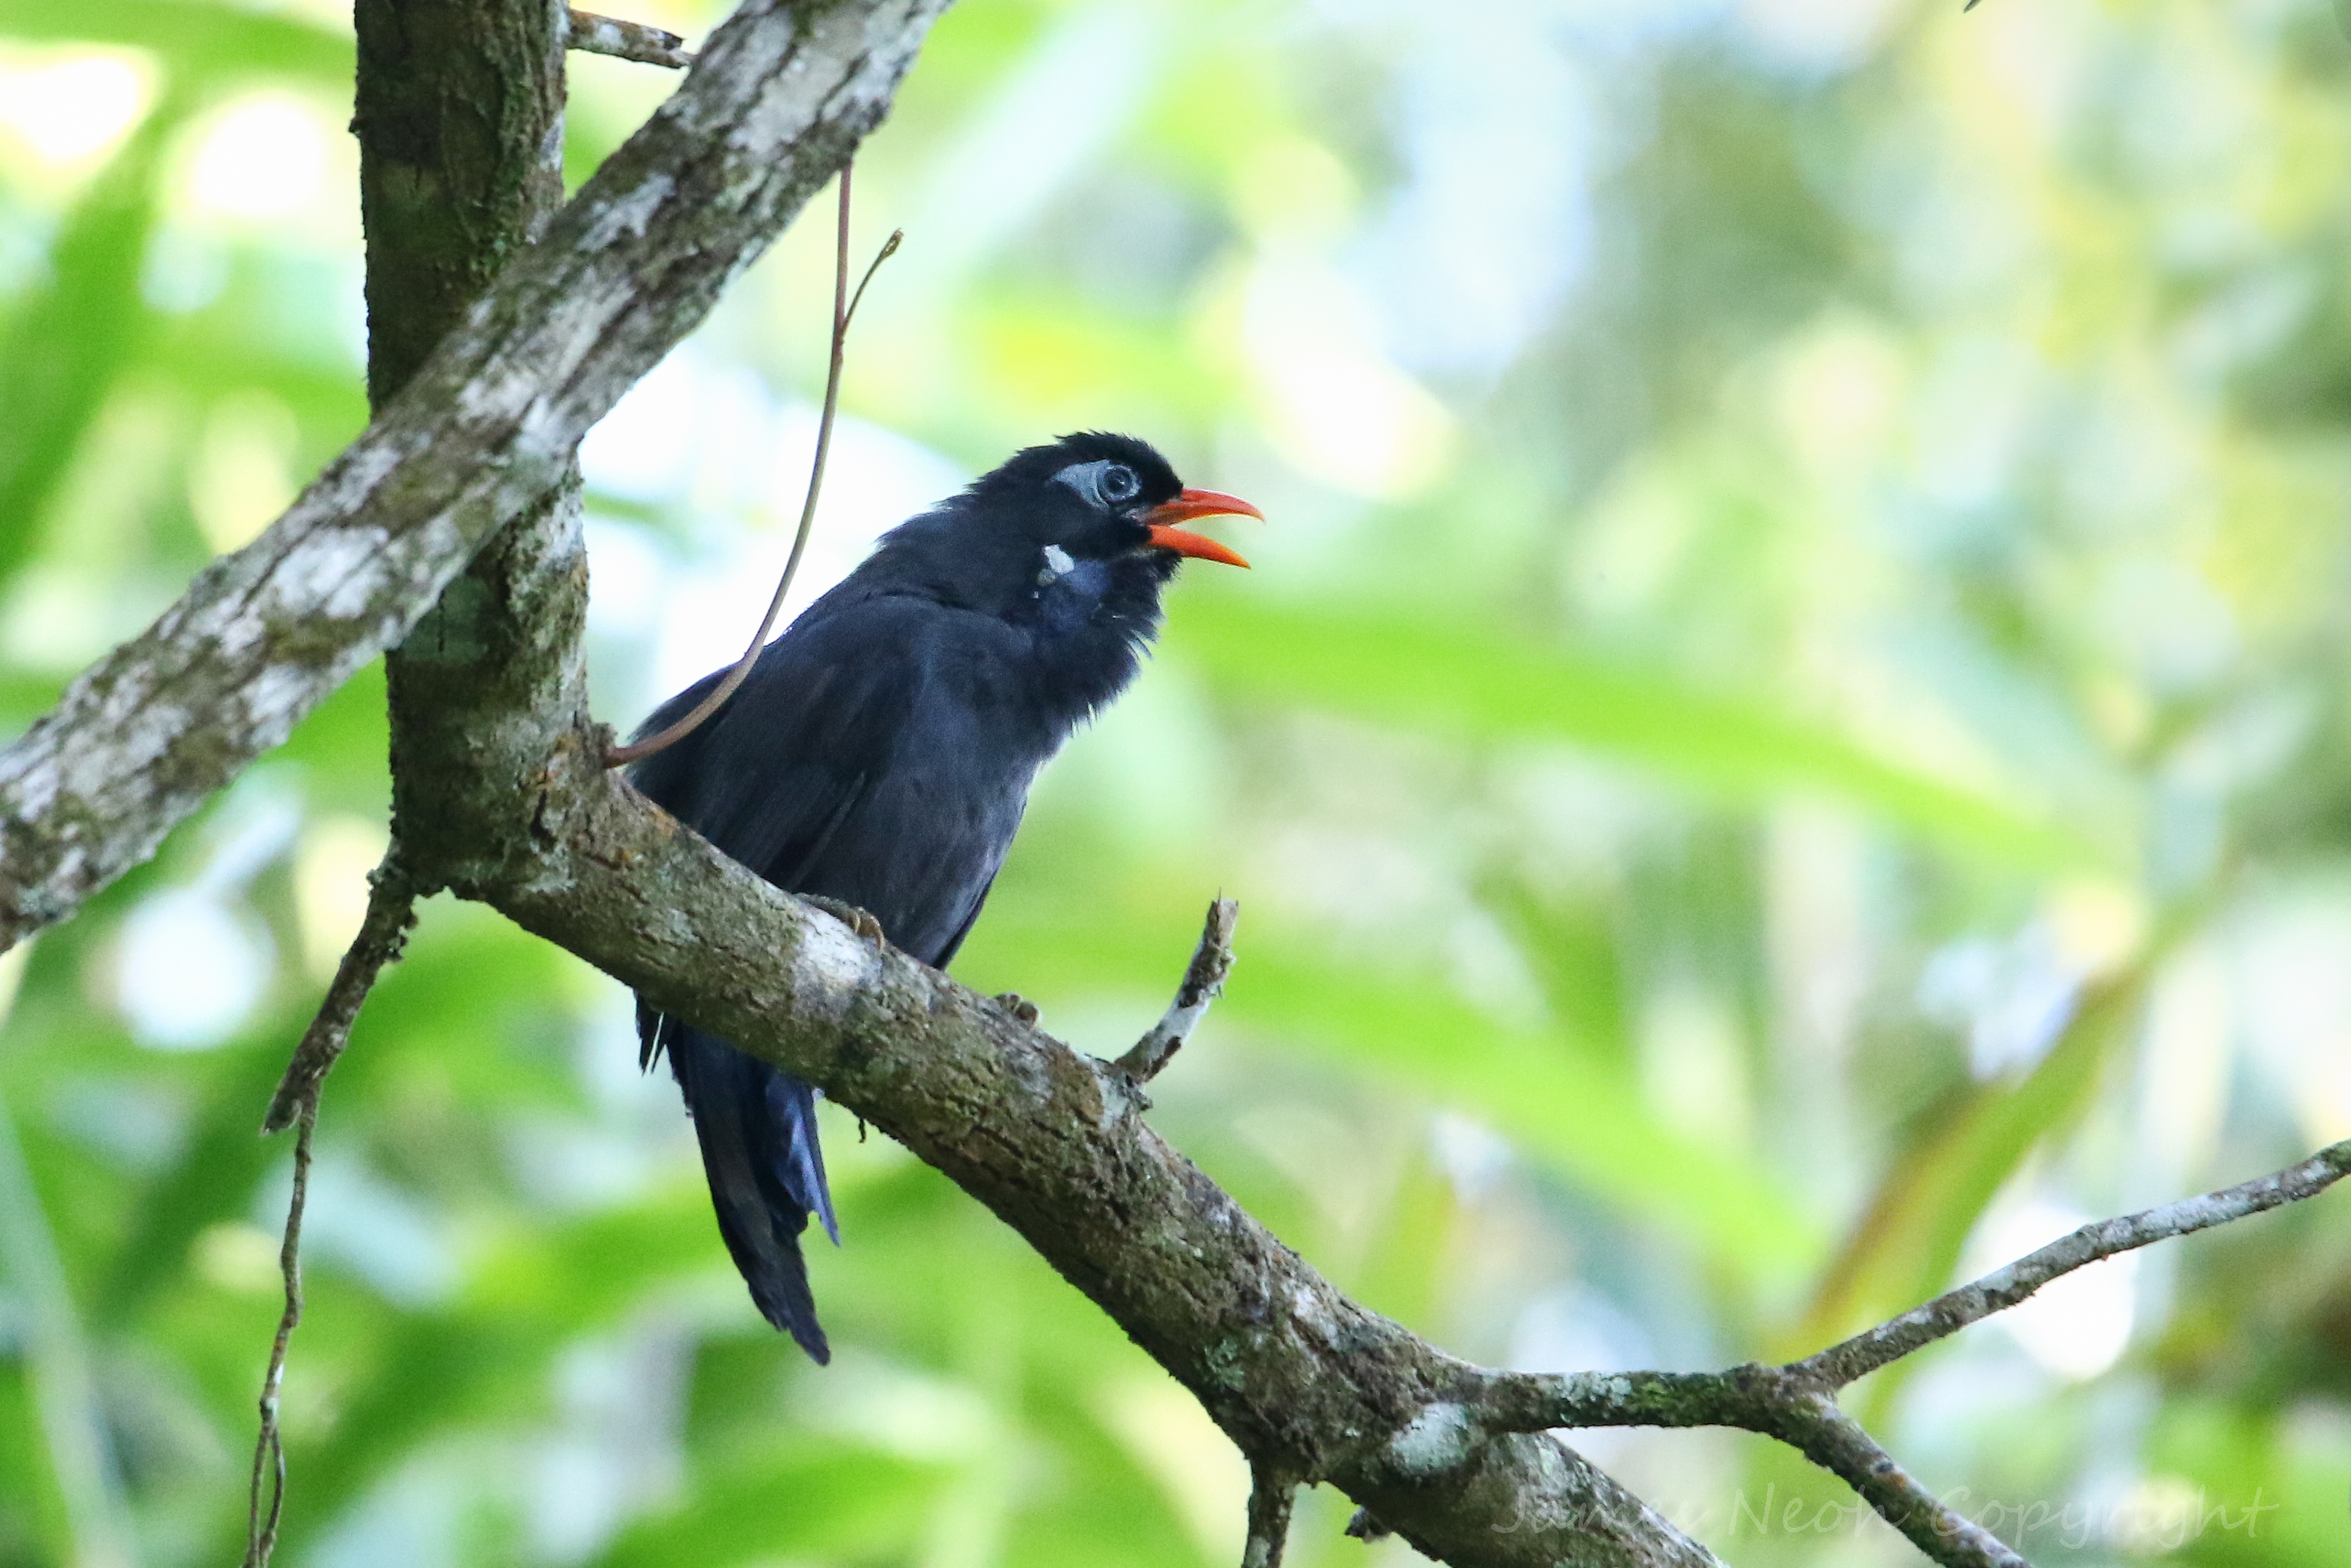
[804,896,884,945]
[993,992,1041,1025]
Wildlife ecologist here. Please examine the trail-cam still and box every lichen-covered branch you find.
[1458,1140,2351,1567]
[1461,1363,2021,1568]
[1115,895,1238,1083]
[0,0,949,956]
[1242,1461,1296,1568]
[471,729,1719,1568]
[1469,1367,1742,1433]
[1795,1137,2351,1388]
[1763,1390,2028,1568]
[567,7,695,68]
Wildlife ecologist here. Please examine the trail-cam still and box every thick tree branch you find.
[364,0,583,896]
[477,730,1721,1568]
[0,0,949,954]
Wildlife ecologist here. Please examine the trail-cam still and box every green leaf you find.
[1173,595,2108,871]
[971,900,1821,1281]
[1239,935,1821,1279]
[0,91,184,586]
[0,0,350,84]
[95,1046,289,1320]
[1788,966,2146,1397]
[589,1439,946,1568]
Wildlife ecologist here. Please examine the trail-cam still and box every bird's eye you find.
[1050,459,1144,510]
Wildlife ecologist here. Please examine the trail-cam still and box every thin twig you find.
[243,1104,316,1568]
[1242,1460,1296,1568]
[1797,1137,2351,1388]
[262,860,418,1133]
[1458,1141,2351,1568]
[1475,1140,2351,1429]
[1764,1388,2028,1568]
[1115,897,1238,1083]
[565,8,696,68]
[605,169,903,768]
[243,860,420,1566]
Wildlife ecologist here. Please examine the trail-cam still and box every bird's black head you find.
[965,430,1255,574]
[851,431,1258,625]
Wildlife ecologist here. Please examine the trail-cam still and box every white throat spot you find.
[1037,544,1076,586]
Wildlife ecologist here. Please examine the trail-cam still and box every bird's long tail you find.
[649,1014,839,1363]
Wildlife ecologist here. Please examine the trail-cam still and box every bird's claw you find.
[805,896,884,945]
[993,992,1041,1025]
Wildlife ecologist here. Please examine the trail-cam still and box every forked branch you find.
[1457,1138,2351,1568]
[1798,1136,2351,1387]
[0,0,953,957]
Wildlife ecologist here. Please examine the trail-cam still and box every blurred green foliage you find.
[6,1,2351,1565]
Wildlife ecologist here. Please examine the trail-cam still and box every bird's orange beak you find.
[1143,488,1261,568]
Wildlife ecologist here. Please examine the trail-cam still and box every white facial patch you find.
[1050,459,1109,505]
[1037,544,1076,586]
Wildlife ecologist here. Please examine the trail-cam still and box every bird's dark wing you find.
[666,595,1039,960]
[928,871,999,970]
[627,594,1041,1361]
[627,643,899,899]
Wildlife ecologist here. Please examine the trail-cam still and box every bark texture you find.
[0,0,949,950]
[481,726,1721,1568]
[354,0,585,891]
[318,8,1720,1556]
[357,0,569,408]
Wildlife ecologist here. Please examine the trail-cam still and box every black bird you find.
[629,432,1258,1362]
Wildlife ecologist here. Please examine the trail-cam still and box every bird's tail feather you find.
[660,1018,838,1363]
